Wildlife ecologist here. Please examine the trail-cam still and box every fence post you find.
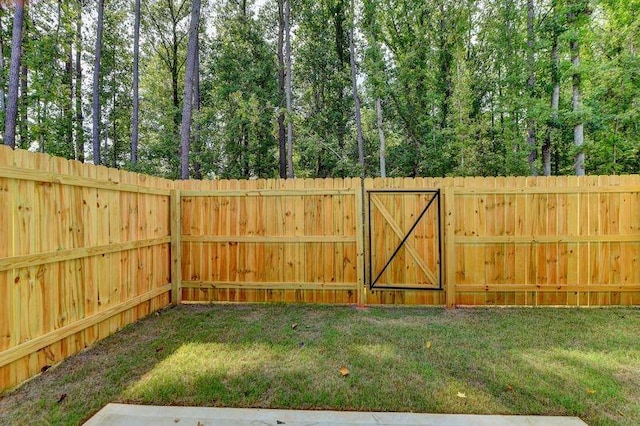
[170,189,182,305]
[354,178,366,306]
[444,187,456,308]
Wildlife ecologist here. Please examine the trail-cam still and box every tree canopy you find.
[1,0,638,178]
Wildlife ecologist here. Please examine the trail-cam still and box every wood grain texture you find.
[174,174,639,308]
[0,147,172,392]
[450,175,640,306]
[170,190,182,305]
[177,178,360,304]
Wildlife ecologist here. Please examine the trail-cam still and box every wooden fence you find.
[176,178,363,304]
[1,147,639,392]
[447,175,640,306]
[175,175,640,306]
[0,146,173,391]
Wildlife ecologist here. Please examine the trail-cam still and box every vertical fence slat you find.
[171,189,182,305]
[355,179,365,306]
[445,187,456,308]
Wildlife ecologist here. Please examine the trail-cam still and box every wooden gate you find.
[367,190,443,290]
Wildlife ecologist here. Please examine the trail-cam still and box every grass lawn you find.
[1,304,639,425]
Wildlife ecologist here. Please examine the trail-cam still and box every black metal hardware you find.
[367,189,443,291]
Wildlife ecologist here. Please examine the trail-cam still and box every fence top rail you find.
[453,185,640,195]
[0,165,172,195]
[180,185,640,197]
[181,188,358,197]
[367,189,441,194]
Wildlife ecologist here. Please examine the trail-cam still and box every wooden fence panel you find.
[367,190,440,289]
[450,175,640,306]
[364,177,449,306]
[177,178,361,304]
[0,147,173,392]
[182,176,640,306]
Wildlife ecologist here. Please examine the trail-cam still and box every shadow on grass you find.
[0,304,638,426]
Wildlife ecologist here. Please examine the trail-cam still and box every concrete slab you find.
[84,404,588,426]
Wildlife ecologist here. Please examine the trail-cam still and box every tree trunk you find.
[571,35,584,175]
[192,35,202,179]
[284,0,294,178]
[171,8,181,135]
[4,0,25,148]
[349,10,365,176]
[131,0,141,164]
[241,124,249,177]
[277,0,286,178]
[241,0,247,17]
[75,0,84,162]
[389,89,420,176]
[179,0,201,180]
[146,0,188,143]
[64,46,74,155]
[438,6,452,133]
[543,26,559,176]
[34,95,41,152]
[526,0,537,175]
[0,18,6,121]
[92,0,104,164]
[110,48,118,168]
[376,97,386,178]
[63,4,74,158]
[19,49,27,149]
[334,3,346,152]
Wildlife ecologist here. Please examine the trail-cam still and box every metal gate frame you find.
[367,189,443,291]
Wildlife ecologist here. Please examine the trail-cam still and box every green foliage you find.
[582,0,640,174]
[293,0,354,177]
[199,0,279,179]
[1,0,638,177]
[135,0,191,178]
[18,1,76,157]
[100,0,135,168]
